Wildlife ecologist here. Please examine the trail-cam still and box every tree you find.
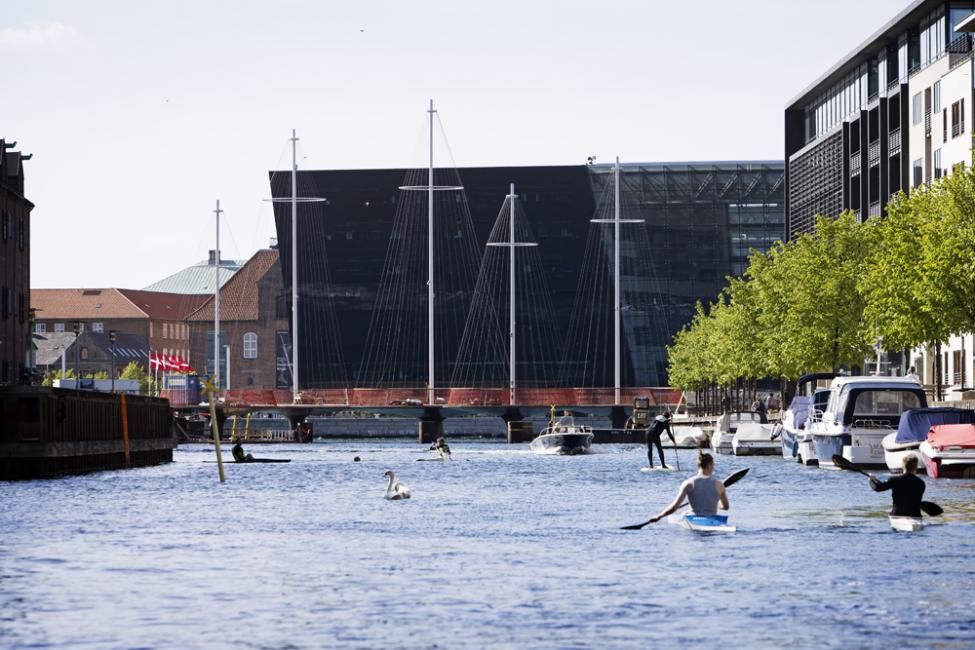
[119,361,154,395]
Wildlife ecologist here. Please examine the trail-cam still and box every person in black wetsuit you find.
[646,412,676,469]
[232,440,254,463]
[867,453,925,516]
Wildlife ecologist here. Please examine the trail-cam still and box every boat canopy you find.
[837,386,927,426]
[928,424,975,450]
[894,408,975,444]
[796,372,839,395]
[784,396,811,429]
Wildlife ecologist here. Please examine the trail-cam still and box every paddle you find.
[831,455,943,517]
[621,467,749,530]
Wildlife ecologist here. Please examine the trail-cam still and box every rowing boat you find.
[668,513,736,533]
[889,516,924,532]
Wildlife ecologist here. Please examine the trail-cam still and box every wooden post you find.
[120,393,131,467]
[205,380,225,483]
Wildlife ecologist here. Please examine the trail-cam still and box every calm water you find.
[2,440,975,649]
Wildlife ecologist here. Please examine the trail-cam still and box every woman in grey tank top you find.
[648,452,729,523]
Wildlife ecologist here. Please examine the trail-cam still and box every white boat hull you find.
[667,513,736,533]
[528,432,593,455]
[889,516,924,532]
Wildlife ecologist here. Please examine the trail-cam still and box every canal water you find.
[2,440,974,649]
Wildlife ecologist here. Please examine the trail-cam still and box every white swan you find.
[384,470,411,500]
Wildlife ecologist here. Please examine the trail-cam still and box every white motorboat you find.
[529,414,593,455]
[667,513,736,533]
[918,423,975,479]
[889,516,924,532]
[672,425,708,448]
[731,422,780,455]
[712,411,763,455]
[810,376,927,469]
[779,373,837,465]
[881,407,975,473]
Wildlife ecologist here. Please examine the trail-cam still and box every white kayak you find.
[889,516,924,532]
[668,513,736,533]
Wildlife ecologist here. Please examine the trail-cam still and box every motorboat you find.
[711,411,763,455]
[667,513,736,533]
[671,425,708,448]
[810,376,927,469]
[918,423,975,478]
[778,373,837,464]
[881,407,975,473]
[529,414,594,455]
[731,422,780,455]
[889,516,924,532]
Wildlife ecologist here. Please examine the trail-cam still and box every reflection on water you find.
[2,440,974,649]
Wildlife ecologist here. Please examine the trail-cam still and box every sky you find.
[5,0,903,289]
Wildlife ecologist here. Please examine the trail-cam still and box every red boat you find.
[918,424,975,479]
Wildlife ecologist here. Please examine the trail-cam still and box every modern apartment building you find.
[786,0,975,394]
[785,0,975,239]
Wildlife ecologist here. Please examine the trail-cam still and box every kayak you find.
[889,516,924,532]
[416,458,445,462]
[668,513,736,534]
[203,459,291,463]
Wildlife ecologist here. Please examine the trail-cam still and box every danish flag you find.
[149,352,196,374]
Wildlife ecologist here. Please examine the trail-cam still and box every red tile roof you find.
[118,289,209,320]
[187,249,280,322]
[32,288,207,321]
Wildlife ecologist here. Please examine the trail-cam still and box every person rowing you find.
[647,452,728,523]
[232,439,254,463]
[867,453,925,517]
[646,411,676,469]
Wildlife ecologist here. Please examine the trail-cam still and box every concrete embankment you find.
[0,387,174,480]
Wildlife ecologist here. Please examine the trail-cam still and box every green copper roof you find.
[143,259,246,294]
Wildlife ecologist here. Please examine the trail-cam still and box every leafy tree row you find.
[667,163,975,391]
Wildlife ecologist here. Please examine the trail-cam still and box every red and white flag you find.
[149,352,196,375]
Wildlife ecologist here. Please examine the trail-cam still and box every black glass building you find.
[270,162,784,389]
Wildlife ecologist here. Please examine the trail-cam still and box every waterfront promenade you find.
[2,440,973,649]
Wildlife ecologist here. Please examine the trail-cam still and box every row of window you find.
[1,209,26,251]
[161,321,188,340]
[35,321,105,333]
[35,323,261,360]
[1,287,26,322]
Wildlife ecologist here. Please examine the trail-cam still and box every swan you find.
[384,470,411,500]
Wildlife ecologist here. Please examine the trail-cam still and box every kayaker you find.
[867,454,925,517]
[646,412,675,469]
[232,440,254,463]
[429,436,452,459]
[647,452,729,522]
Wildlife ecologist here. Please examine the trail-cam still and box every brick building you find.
[0,139,33,385]
[31,289,207,369]
[186,249,288,390]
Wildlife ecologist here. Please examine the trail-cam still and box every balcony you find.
[868,201,882,217]
[888,128,901,153]
[925,111,931,136]
[949,34,973,69]
[850,151,861,176]
[868,140,881,166]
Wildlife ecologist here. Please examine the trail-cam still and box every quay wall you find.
[0,387,174,480]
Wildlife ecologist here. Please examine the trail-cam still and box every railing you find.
[869,201,882,217]
[925,111,931,136]
[953,120,964,138]
[887,79,901,92]
[868,140,881,166]
[888,127,901,152]
[852,418,895,430]
[850,151,861,176]
[949,34,973,69]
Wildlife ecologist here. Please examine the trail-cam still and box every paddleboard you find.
[416,458,446,462]
[667,513,736,533]
[203,459,291,463]
[640,466,676,472]
[889,516,924,532]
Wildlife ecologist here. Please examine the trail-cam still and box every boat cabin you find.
[821,377,927,429]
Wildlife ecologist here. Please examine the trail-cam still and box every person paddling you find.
[232,439,254,463]
[429,436,452,460]
[646,411,676,469]
[647,452,729,523]
[867,454,925,517]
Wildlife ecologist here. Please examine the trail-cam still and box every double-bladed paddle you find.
[831,454,943,517]
[621,467,749,530]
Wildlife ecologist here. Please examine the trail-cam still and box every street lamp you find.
[109,330,117,393]
[72,321,80,393]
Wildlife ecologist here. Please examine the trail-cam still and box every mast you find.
[213,199,222,391]
[509,183,517,405]
[614,158,621,405]
[291,129,299,402]
[427,99,435,405]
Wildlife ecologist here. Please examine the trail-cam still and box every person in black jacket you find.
[867,454,925,517]
[646,412,676,469]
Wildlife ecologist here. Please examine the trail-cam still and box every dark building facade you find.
[270,162,784,388]
[785,0,975,240]
[0,139,33,385]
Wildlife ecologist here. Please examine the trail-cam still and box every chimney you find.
[269,237,278,249]
[208,249,216,265]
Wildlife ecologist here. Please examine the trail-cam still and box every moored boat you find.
[731,422,780,456]
[667,513,736,533]
[779,373,837,464]
[529,414,594,455]
[881,407,975,473]
[712,411,763,455]
[889,515,924,532]
[810,376,926,469]
[918,424,975,478]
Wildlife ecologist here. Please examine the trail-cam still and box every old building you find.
[0,139,33,385]
[186,248,289,390]
[33,330,149,378]
[31,289,207,369]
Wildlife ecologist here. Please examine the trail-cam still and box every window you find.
[54,322,65,332]
[2,210,10,242]
[35,323,46,333]
[92,322,103,333]
[934,149,942,179]
[913,93,923,125]
[934,81,941,113]
[944,108,948,143]
[243,332,258,359]
[163,322,168,339]
[952,99,965,137]
[913,158,923,187]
